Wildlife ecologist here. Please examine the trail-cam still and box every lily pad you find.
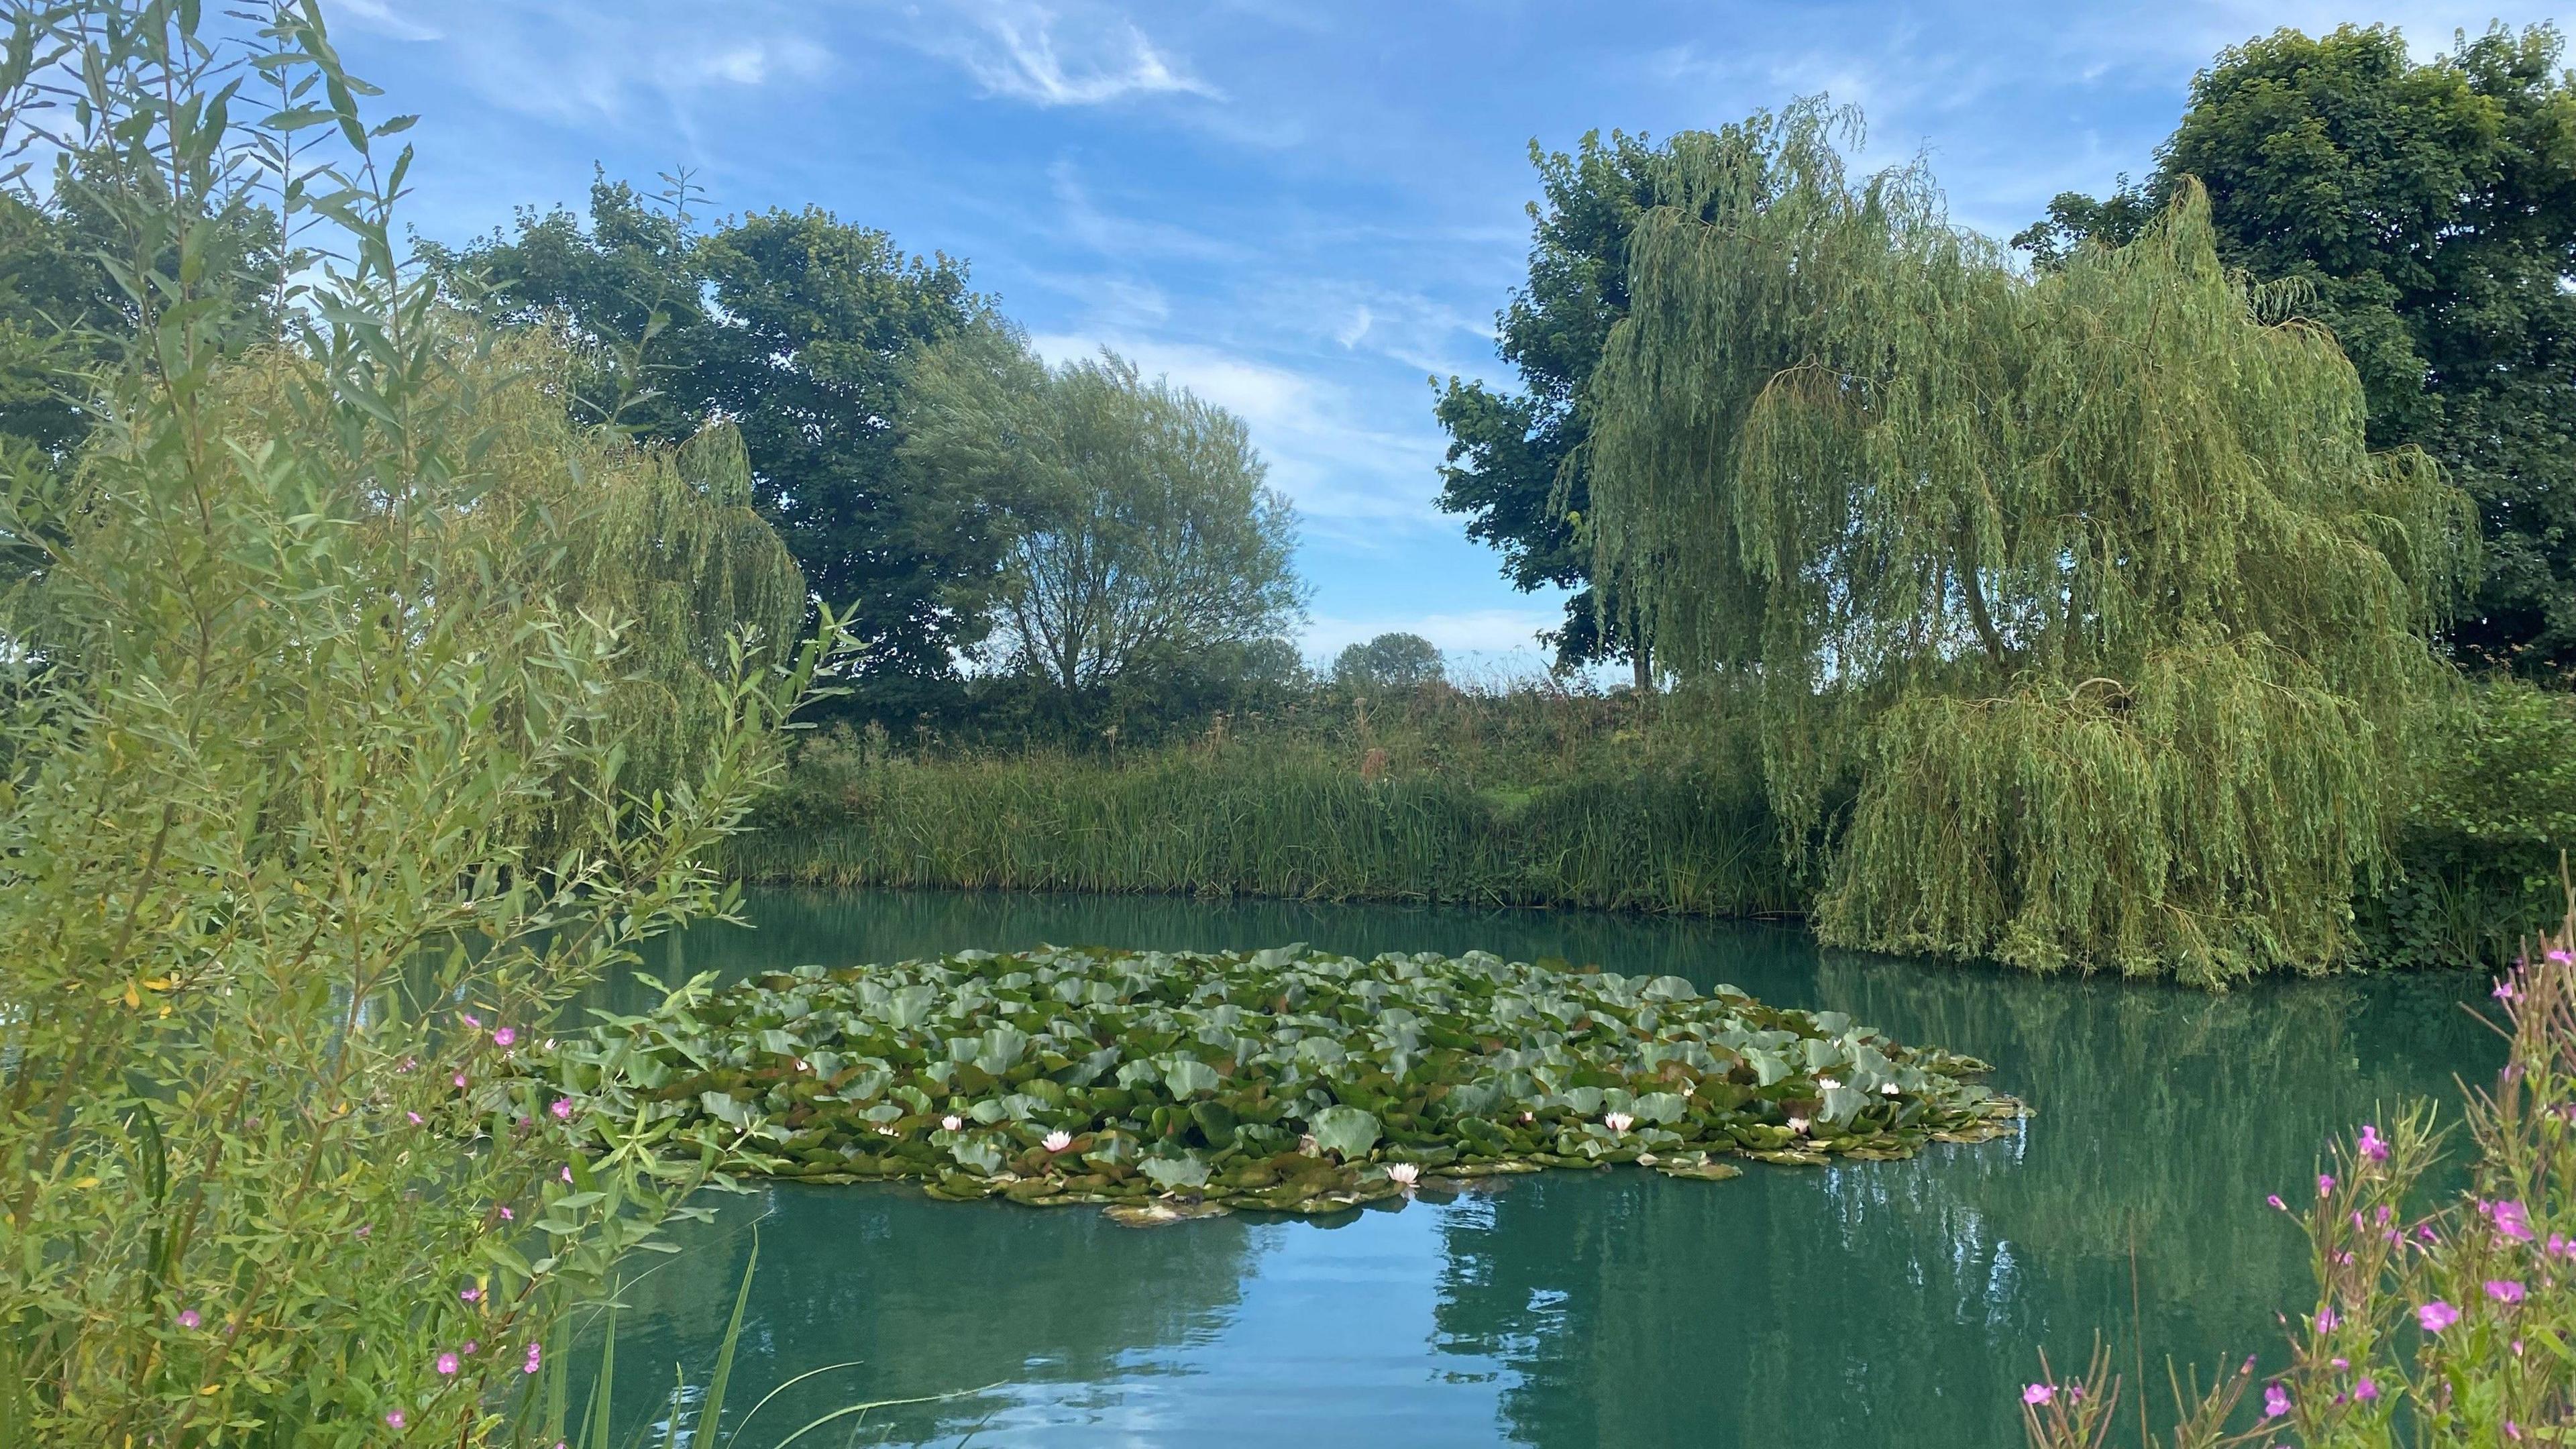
[559,943,2023,1218]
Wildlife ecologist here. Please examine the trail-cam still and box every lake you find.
[580,889,2496,1447]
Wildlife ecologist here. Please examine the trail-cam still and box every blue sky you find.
[337,0,2559,672]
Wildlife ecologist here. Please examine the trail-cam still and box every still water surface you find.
[584,890,2497,1447]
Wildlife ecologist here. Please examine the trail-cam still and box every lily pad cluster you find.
[564,945,2023,1217]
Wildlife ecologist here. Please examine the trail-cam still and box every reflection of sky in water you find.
[586,889,2498,1448]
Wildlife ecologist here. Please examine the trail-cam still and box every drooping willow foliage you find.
[21,327,810,848]
[1583,103,2477,982]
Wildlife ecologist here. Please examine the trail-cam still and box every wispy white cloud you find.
[923,1,1220,107]
[1047,160,1244,262]
[343,2,828,129]
[1026,329,1447,539]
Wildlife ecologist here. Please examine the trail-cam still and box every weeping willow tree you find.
[18,326,809,847]
[1583,103,2477,982]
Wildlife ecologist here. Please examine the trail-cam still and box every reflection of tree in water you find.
[586,1183,1263,1444]
[1426,947,2493,1446]
[589,890,2496,1446]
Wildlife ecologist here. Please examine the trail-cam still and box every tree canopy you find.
[1332,632,1446,692]
[2015,23,2576,676]
[439,180,1004,711]
[900,330,1304,708]
[1586,103,2476,981]
[1433,131,1680,682]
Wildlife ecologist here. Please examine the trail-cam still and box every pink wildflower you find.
[2267,1194,2287,1211]
[523,1342,542,1375]
[499,1206,514,1221]
[2419,1300,2461,1333]
[2023,1383,2054,1405]
[2355,1376,2379,1403]
[177,1309,200,1330]
[462,1340,478,1356]
[462,1012,482,1028]
[435,1352,459,1376]
[2489,1279,2527,1304]
[494,1027,517,1049]
[549,1098,573,1120]
[406,1112,423,1125]
[2263,1382,2289,1419]
[2318,1173,2336,1197]
[2357,1124,2388,1164]
[2316,1306,2339,1330]
[2487,1199,2536,1242]
[453,1072,467,1089]
[460,1287,480,1303]
[386,1409,407,1429]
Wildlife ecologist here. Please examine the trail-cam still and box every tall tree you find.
[902,331,1304,703]
[440,182,1005,712]
[1586,103,2474,981]
[2015,23,2576,676]
[1434,131,1689,686]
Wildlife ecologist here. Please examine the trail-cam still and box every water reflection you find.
[588,890,2495,1447]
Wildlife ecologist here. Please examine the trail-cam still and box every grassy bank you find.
[731,684,1803,916]
[735,678,2576,971]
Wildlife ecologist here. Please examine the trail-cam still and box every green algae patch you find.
[568,945,2024,1216]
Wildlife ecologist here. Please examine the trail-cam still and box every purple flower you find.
[386,1409,407,1429]
[2486,1199,2536,1243]
[177,1309,200,1330]
[2488,1279,2527,1304]
[549,1097,574,1120]
[2023,1383,2055,1405]
[460,1287,480,1303]
[435,1352,459,1376]
[462,1012,482,1028]
[2263,1382,2290,1420]
[2354,1376,2379,1403]
[493,1027,517,1049]
[499,1205,514,1221]
[2496,979,2518,1001]
[523,1342,543,1375]
[406,1112,423,1125]
[2548,949,2572,966]
[2419,1300,2461,1333]
[2316,1306,2339,1330]
[2357,1124,2388,1164]
[462,1340,478,1355]
[2267,1194,2287,1211]
[2318,1173,2336,1197]
[452,1072,468,1089]
[2551,1233,2575,1260]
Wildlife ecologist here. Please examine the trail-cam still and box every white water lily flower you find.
[1043,1130,1073,1152]
[1816,1077,1841,1092]
[1787,1116,1811,1134]
[940,1114,963,1132]
[1880,1082,1901,1096]
[1519,1112,1536,1124]
[1604,1112,1634,1134]
[874,1123,899,1136]
[1386,1163,1421,1188]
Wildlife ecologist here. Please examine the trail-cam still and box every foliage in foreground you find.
[0,3,824,1444]
[2025,896,2576,1446]
[1585,102,2475,983]
[558,944,2021,1219]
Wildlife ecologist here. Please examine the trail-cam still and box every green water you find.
[584,889,2496,1447]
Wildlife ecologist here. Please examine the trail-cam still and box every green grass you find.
[727,733,1799,918]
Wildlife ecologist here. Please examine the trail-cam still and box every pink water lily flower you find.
[2023,1383,2055,1405]
[1603,1112,1634,1134]
[1042,1130,1073,1152]
[2419,1300,2461,1333]
[1387,1163,1421,1188]
[941,1114,963,1132]
[2489,1279,2527,1304]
